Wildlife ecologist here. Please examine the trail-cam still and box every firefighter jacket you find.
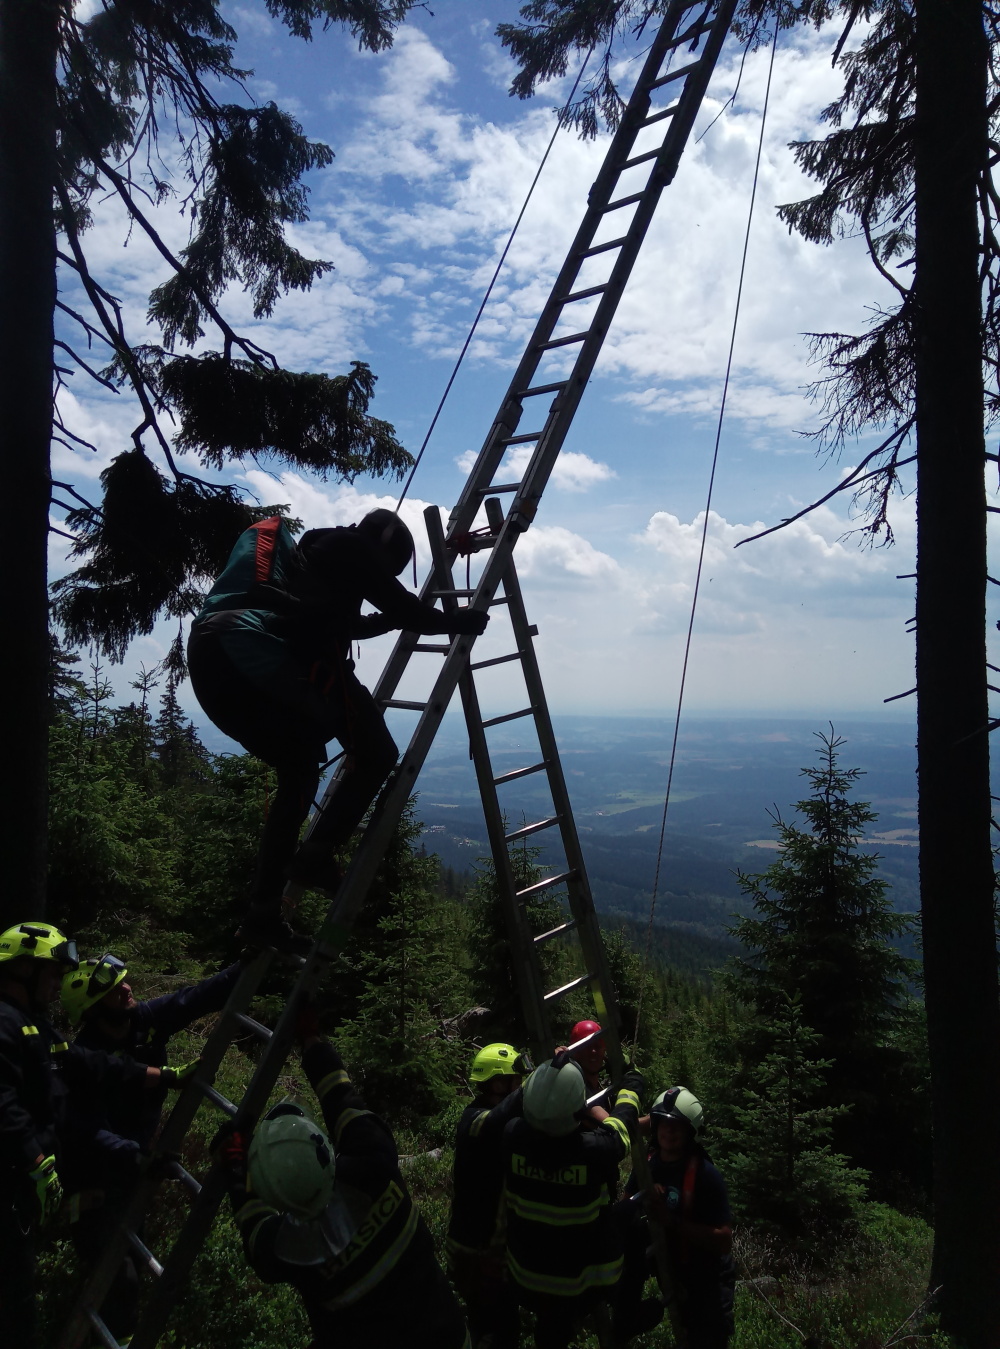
[193,519,463,677]
[64,963,241,1190]
[501,1071,643,1300]
[0,995,148,1178]
[446,1088,523,1259]
[226,1041,469,1348]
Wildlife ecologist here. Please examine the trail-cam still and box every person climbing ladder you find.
[188,508,488,952]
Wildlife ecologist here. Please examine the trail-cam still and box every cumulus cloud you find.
[455,446,615,492]
[309,23,897,433]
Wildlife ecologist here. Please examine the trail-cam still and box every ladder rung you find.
[166,1160,203,1196]
[667,17,716,47]
[381,699,429,712]
[471,651,522,672]
[519,380,568,397]
[650,59,702,89]
[544,972,594,1002]
[432,589,476,597]
[505,814,560,842]
[642,104,679,127]
[564,283,608,303]
[534,918,578,945]
[87,1309,124,1349]
[517,869,576,899]
[539,330,589,350]
[483,707,534,729]
[197,1081,238,1117]
[494,760,547,785]
[604,190,644,213]
[581,235,628,258]
[127,1227,164,1277]
[234,1011,272,1041]
[502,432,541,445]
[478,481,521,494]
[622,147,661,171]
[413,643,451,653]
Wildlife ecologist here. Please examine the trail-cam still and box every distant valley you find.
[412,715,922,973]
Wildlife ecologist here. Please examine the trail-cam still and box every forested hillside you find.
[35,655,943,1346]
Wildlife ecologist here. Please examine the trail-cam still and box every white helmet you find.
[247,1103,335,1220]
[523,1058,586,1137]
[650,1086,704,1134]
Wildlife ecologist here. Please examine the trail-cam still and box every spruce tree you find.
[716,994,867,1261]
[332,805,469,1122]
[723,731,922,1186]
[2,0,420,912]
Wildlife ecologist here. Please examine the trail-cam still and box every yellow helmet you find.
[469,1043,531,1086]
[61,954,128,1025]
[0,922,78,969]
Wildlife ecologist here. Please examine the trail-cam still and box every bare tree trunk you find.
[0,0,59,924]
[915,1,1000,1341]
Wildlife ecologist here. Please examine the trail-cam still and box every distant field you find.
[415,714,923,951]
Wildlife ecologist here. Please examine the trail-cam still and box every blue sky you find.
[56,2,976,725]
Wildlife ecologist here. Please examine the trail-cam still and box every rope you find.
[395,50,593,509]
[631,23,780,1052]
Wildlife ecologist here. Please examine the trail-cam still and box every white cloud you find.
[307,23,897,433]
[456,446,616,492]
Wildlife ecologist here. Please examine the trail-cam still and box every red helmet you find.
[570,1020,604,1048]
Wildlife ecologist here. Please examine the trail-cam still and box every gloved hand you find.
[142,1149,182,1182]
[620,1069,646,1102]
[210,1121,250,1175]
[161,1059,201,1089]
[294,1001,322,1043]
[28,1155,63,1226]
[449,608,489,637]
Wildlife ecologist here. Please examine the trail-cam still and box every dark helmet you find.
[356,509,414,577]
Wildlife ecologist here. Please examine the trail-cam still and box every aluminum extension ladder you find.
[57,1,736,1342]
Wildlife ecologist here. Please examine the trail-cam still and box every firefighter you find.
[501,1052,647,1349]
[447,1042,531,1349]
[567,1019,610,1118]
[215,1010,470,1348]
[59,952,237,1346]
[188,509,489,953]
[617,1087,735,1348]
[0,923,184,1348]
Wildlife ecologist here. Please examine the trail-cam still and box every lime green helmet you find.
[61,954,129,1025]
[523,1058,586,1137]
[469,1043,531,1087]
[248,1104,335,1220]
[650,1086,704,1134]
[0,922,78,969]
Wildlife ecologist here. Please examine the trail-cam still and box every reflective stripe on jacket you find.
[501,1078,641,1299]
[229,1043,467,1347]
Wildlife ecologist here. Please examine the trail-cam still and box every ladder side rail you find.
[444,0,736,544]
[354,0,735,729]
[458,661,555,1063]
[500,563,626,1068]
[57,952,276,1349]
[423,504,555,1060]
[129,961,326,1349]
[482,0,740,542]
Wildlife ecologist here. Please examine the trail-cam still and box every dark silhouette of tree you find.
[0,0,420,913]
[500,4,1000,1336]
[723,732,927,1197]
